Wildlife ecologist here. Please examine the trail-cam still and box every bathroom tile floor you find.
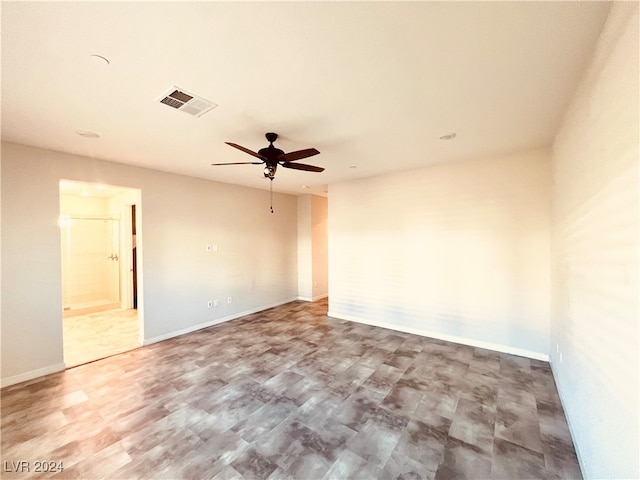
[1,299,581,479]
[63,308,140,367]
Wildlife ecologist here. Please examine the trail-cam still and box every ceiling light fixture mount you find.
[75,130,100,138]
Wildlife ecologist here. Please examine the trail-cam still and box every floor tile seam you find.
[493,427,544,455]
[339,445,381,471]
[119,426,202,463]
[34,433,120,473]
[393,439,447,471]
[538,426,574,446]
[99,401,174,434]
[295,416,360,443]
[0,382,83,404]
[443,433,496,460]
[542,449,580,468]
[0,408,66,430]
[96,397,165,424]
[128,407,212,446]
[0,418,83,448]
[491,437,546,462]
[1,430,106,469]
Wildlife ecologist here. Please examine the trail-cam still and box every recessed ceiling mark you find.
[439,132,457,140]
[90,54,110,65]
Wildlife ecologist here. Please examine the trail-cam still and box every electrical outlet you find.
[213,299,219,307]
[227,296,233,304]
[207,300,213,308]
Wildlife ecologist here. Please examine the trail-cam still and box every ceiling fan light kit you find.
[212,132,324,213]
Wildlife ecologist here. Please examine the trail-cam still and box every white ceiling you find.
[1,1,611,196]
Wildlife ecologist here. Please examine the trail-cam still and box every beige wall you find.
[1,143,298,386]
[311,195,328,299]
[297,194,312,299]
[328,148,551,358]
[551,3,639,479]
[297,194,328,301]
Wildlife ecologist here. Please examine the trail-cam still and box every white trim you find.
[297,294,328,302]
[143,297,299,346]
[1,363,66,388]
[327,311,549,361]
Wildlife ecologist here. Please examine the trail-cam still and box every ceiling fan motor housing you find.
[258,143,284,178]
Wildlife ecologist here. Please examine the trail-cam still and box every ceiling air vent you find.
[157,87,217,117]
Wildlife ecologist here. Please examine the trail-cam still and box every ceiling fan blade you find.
[278,148,320,162]
[281,162,325,173]
[226,142,268,161]
[211,161,264,166]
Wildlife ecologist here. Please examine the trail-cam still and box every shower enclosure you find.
[60,215,121,313]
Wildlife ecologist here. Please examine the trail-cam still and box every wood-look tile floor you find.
[1,299,582,479]
[63,308,141,367]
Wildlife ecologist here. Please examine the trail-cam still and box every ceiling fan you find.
[212,132,324,213]
[212,132,324,179]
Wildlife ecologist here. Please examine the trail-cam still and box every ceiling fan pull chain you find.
[270,178,274,214]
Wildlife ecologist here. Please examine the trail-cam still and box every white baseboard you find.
[143,297,299,346]
[328,310,549,362]
[1,363,66,388]
[298,294,329,302]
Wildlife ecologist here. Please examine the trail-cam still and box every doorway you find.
[59,180,142,367]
